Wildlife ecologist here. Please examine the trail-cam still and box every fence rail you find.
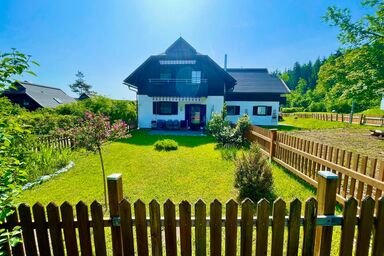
[282,112,384,126]
[246,125,384,208]
[3,173,384,256]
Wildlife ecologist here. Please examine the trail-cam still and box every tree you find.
[0,49,37,253]
[62,112,128,209]
[69,71,93,95]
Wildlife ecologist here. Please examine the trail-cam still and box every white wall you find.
[381,95,384,110]
[137,95,225,128]
[224,101,280,126]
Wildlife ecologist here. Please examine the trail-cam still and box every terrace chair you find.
[166,120,173,130]
[157,119,166,129]
[173,120,180,130]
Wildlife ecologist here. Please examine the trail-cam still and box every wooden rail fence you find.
[282,112,384,126]
[2,173,384,255]
[245,125,384,208]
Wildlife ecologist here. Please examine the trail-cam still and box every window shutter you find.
[153,102,158,114]
[267,106,272,115]
[172,102,178,115]
[253,106,258,115]
[235,106,240,115]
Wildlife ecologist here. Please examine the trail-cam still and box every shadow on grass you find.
[118,129,215,147]
[260,124,301,132]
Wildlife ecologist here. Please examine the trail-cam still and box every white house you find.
[123,37,290,129]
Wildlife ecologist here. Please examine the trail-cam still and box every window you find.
[153,102,178,115]
[159,60,196,65]
[253,106,272,116]
[226,105,240,116]
[53,97,63,104]
[23,99,30,107]
[191,71,201,84]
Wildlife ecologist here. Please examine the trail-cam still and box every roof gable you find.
[164,37,198,57]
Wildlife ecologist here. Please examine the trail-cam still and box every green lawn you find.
[18,130,316,212]
[278,116,373,131]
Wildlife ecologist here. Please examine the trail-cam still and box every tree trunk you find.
[98,146,108,211]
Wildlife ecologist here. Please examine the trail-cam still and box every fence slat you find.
[18,204,38,256]
[339,197,357,256]
[225,199,238,256]
[32,203,51,256]
[376,160,384,201]
[120,199,134,256]
[210,199,222,256]
[47,203,64,256]
[6,208,25,256]
[179,200,192,256]
[271,198,285,256]
[195,199,206,256]
[372,197,384,256]
[91,201,107,256]
[366,158,377,197]
[287,199,301,256]
[61,201,79,256]
[76,201,93,256]
[134,200,149,256]
[356,197,375,256]
[240,199,254,256]
[149,200,162,256]
[356,156,368,204]
[164,199,177,256]
[302,198,317,256]
[256,199,269,256]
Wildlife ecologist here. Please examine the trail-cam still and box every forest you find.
[278,0,384,114]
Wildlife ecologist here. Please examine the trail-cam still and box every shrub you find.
[280,107,304,113]
[26,146,72,181]
[220,145,238,161]
[154,139,178,151]
[207,112,250,147]
[234,143,275,203]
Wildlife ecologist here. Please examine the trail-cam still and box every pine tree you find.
[69,71,92,95]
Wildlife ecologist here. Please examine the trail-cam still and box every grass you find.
[359,108,384,117]
[18,130,316,212]
[278,116,372,130]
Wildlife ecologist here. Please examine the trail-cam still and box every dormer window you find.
[192,71,201,84]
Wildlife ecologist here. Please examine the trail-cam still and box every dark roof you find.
[123,37,236,86]
[8,82,75,107]
[226,68,290,94]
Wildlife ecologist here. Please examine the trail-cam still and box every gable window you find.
[226,105,240,116]
[153,102,178,115]
[191,71,201,84]
[253,106,272,116]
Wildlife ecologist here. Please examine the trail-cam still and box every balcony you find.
[147,78,208,97]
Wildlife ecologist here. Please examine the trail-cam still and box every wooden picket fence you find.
[3,173,384,256]
[245,125,384,208]
[283,112,384,126]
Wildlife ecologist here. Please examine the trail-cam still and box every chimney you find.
[224,54,227,71]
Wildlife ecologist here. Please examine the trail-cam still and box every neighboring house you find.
[78,92,94,101]
[123,37,289,129]
[381,94,384,110]
[2,81,75,110]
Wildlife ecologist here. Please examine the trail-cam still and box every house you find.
[78,92,94,101]
[2,81,75,110]
[381,94,384,110]
[123,37,289,129]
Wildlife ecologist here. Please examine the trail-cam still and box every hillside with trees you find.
[280,0,384,113]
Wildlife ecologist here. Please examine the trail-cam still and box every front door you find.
[185,104,206,130]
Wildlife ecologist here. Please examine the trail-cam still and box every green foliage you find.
[154,139,178,151]
[234,144,275,203]
[220,145,238,161]
[55,95,137,124]
[281,107,305,113]
[68,71,93,95]
[26,146,72,181]
[207,111,251,147]
[359,108,384,117]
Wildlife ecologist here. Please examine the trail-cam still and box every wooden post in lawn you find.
[107,173,123,256]
[314,170,338,256]
[269,129,277,161]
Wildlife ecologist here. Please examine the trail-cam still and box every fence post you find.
[107,173,123,256]
[314,170,338,256]
[269,129,277,161]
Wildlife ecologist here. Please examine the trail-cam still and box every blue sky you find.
[0,0,367,100]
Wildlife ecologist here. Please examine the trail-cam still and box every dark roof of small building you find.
[7,82,75,107]
[78,92,94,100]
[226,68,290,94]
